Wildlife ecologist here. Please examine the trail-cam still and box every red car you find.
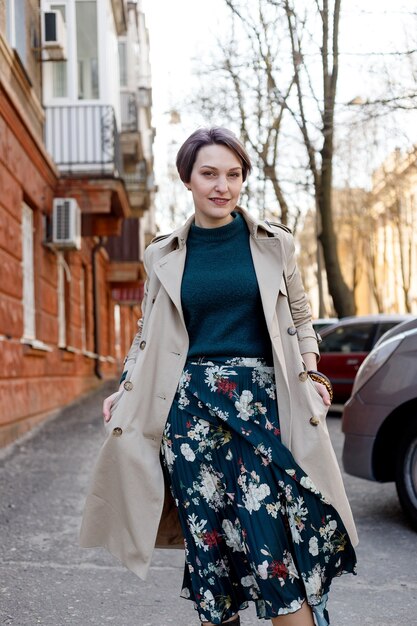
[317,314,414,404]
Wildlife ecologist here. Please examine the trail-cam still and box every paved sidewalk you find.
[0,382,416,626]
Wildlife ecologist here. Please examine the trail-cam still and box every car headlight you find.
[351,334,404,396]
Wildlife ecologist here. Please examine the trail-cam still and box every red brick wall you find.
[0,92,123,448]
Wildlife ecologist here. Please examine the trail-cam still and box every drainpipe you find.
[92,237,105,379]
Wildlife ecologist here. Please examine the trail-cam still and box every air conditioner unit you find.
[52,199,81,250]
[42,11,67,61]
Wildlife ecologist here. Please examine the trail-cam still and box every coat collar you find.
[155,206,276,252]
[152,205,286,334]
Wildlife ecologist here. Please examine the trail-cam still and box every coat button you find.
[139,340,146,350]
[112,427,123,437]
[309,416,320,426]
[123,380,133,391]
[298,371,308,382]
[287,326,297,336]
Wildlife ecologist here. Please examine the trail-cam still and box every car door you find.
[319,322,377,403]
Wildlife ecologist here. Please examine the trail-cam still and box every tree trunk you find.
[318,141,355,316]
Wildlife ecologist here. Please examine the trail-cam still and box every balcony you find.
[120,91,142,167]
[106,217,146,304]
[120,91,138,131]
[45,104,122,177]
[122,159,151,216]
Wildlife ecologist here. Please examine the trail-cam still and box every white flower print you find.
[161,423,177,473]
[181,587,190,599]
[196,466,226,510]
[178,368,191,390]
[243,481,271,513]
[194,419,210,437]
[303,563,326,602]
[180,443,196,462]
[287,496,308,544]
[300,475,321,496]
[309,536,319,556]
[257,559,269,580]
[235,389,254,421]
[208,406,229,422]
[266,502,279,518]
[177,388,190,410]
[200,588,217,614]
[199,469,218,500]
[187,513,207,549]
[241,574,259,591]
[204,365,237,392]
[221,519,245,552]
[277,599,303,615]
[283,550,300,582]
[255,443,273,465]
[162,444,176,472]
[319,518,342,555]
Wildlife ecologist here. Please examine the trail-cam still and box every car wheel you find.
[395,428,417,530]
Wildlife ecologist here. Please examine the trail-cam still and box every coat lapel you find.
[249,235,284,329]
[151,207,285,337]
[151,214,194,326]
[153,247,187,324]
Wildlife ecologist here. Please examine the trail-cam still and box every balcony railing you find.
[45,104,122,177]
[120,92,138,132]
[123,159,147,187]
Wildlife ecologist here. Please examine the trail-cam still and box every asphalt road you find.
[0,382,416,626]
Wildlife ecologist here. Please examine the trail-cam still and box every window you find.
[320,323,376,354]
[21,203,36,340]
[76,0,99,99]
[80,264,88,351]
[118,41,127,87]
[6,0,27,63]
[50,4,68,98]
[376,322,401,343]
[57,253,66,347]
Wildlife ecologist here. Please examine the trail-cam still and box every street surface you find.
[1,382,416,626]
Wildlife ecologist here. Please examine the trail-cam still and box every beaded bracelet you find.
[307,370,334,403]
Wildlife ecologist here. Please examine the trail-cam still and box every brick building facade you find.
[0,0,155,446]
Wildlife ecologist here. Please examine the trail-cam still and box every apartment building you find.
[0,0,156,446]
[298,149,417,317]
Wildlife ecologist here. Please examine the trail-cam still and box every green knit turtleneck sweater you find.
[181,212,272,361]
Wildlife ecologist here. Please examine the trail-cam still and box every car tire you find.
[395,427,417,530]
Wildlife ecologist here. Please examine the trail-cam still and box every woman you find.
[80,128,357,626]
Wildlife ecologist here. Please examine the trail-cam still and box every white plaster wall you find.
[99,0,121,124]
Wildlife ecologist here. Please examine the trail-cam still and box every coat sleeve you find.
[119,246,151,383]
[283,232,320,359]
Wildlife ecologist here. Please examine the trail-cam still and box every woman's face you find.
[188,144,244,228]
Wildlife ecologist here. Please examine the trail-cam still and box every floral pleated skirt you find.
[160,357,357,625]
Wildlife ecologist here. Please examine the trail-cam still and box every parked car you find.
[312,317,339,335]
[342,317,417,528]
[318,314,414,404]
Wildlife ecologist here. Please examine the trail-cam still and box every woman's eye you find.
[229,173,240,178]
[202,172,214,177]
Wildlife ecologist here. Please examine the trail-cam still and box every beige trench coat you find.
[79,207,358,580]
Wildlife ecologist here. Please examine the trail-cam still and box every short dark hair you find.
[176,127,252,183]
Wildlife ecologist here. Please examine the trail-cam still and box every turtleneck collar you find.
[189,212,244,242]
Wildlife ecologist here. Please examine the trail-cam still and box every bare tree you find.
[190,0,356,317]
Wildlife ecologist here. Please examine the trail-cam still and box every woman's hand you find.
[313,381,331,407]
[103,384,124,423]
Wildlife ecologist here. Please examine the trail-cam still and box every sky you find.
[141,0,417,227]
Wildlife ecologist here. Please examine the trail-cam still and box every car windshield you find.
[320,323,375,353]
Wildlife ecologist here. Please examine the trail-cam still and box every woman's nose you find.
[214,177,228,193]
